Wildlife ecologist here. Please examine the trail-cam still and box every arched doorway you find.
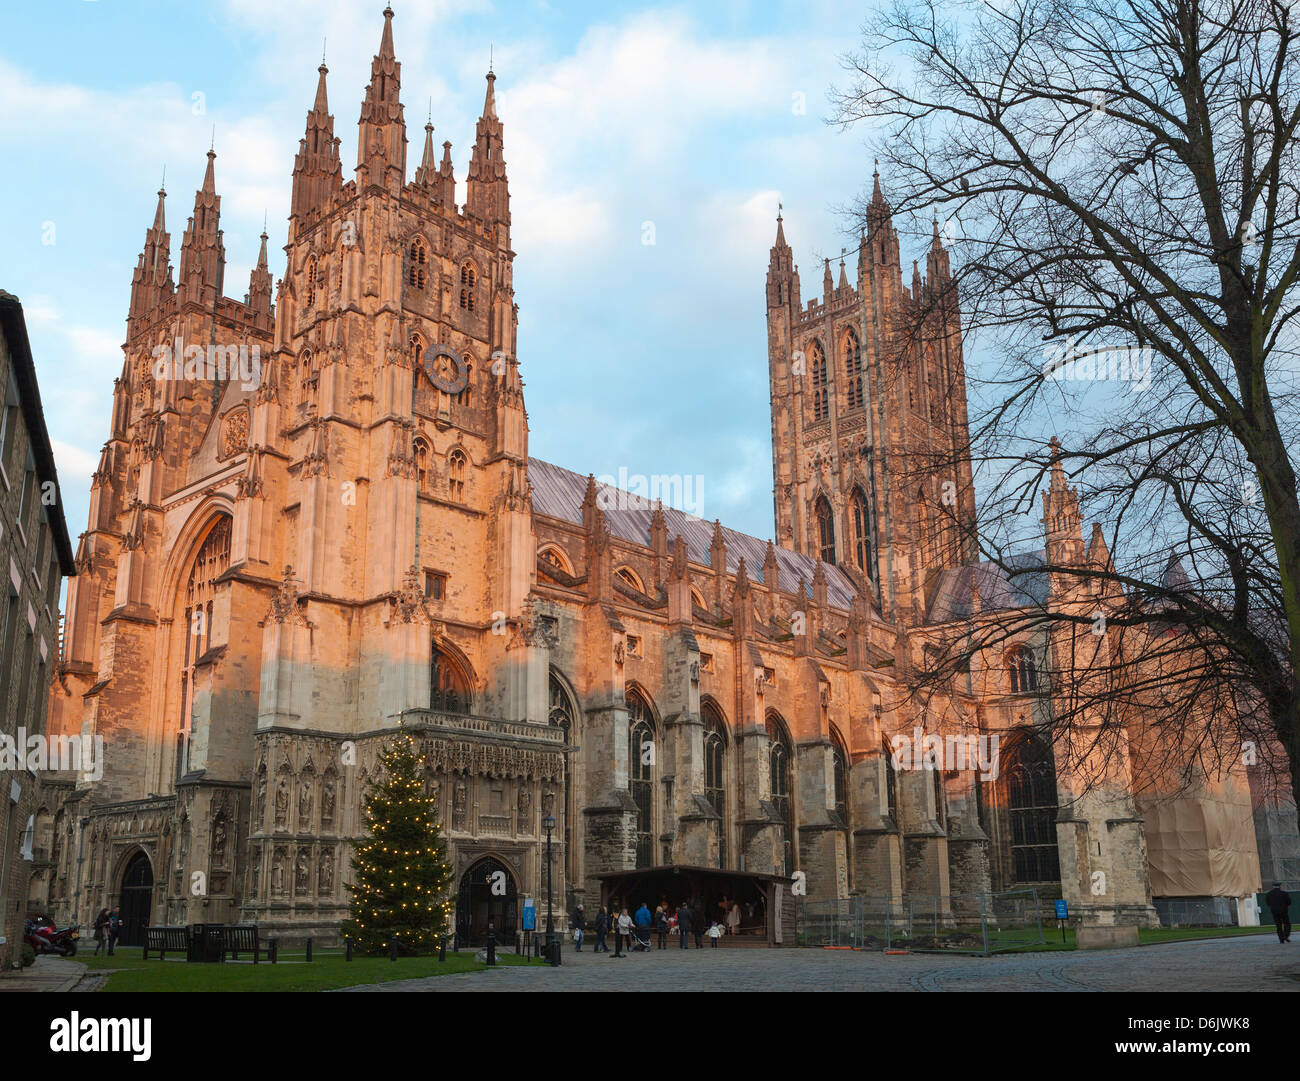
[455,856,518,947]
[119,852,154,947]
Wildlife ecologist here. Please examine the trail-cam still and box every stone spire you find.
[766,205,797,310]
[1043,437,1085,566]
[291,60,342,223]
[128,182,173,324]
[866,160,899,268]
[414,119,438,188]
[246,224,272,315]
[357,5,407,191]
[466,71,510,225]
[439,139,456,208]
[926,212,951,286]
[178,148,225,308]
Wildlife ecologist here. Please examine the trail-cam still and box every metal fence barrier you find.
[795,889,1044,955]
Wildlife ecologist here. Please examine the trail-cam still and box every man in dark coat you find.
[1265,882,1291,943]
[676,901,692,948]
[571,903,586,951]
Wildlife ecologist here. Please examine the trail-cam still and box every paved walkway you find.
[0,956,86,992]
[341,935,1300,992]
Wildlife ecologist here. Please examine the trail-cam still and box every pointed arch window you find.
[448,449,467,502]
[809,341,828,422]
[843,329,863,409]
[409,333,425,369]
[815,495,836,564]
[299,350,316,405]
[766,712,794,876]
[703,701,728,868]
[454,361,473,407]
[1008,647,1039,694]
[1005,731,1060,882]
[850,487,873,578]
[549,674,577,882]
[430,641,471,714]
[459,263,477,311]
[305,256,320,310]
[408,237,429,290]
[628,690,656,868]
[883,736,898,821]
[175,515,231,784]
[413,437,432,495]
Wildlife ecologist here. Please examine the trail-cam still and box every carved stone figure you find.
[275,778,289,829]
[271,848,285,894]
[299,780,313,826]
[211,817,227,866]
[296,848,310,894]
[256,772,267,824]
[318,848,334,894]
[321,776,336,826]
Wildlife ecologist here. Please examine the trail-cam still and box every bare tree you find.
[834,0,1300,824]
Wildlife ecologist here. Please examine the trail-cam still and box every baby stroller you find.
[628,924,653,952]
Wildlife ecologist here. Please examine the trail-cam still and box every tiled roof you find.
[528,458,861,610]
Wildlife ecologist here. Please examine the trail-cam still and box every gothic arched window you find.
[815,495,836,565]
[454,361,473,407]
[299,350,315,406]
[1008,647,1039,694]
[174,515,231,784]
[305,256,320,310]
[810,341,828,422]
[831,725,850,888]
[1005,731,1060,883]
[413,438,432,495]
[549,673,577,882]
[448,449,467,502]
[843,329,863,409]
[703,701,728,868]
[409,333,425,370]
[850,487,873,578]
[766,712,794,876]
[628,689,656,868]
[459,263,476,311]
[408,237,429,290]
[429,641,471,714]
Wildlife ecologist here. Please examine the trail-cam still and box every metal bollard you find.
[306,937,313,962]
[345,936,353,961]
[485,926,497,966]
[268,937,278,964]
[438,936,446,962]
[389,937,398,961]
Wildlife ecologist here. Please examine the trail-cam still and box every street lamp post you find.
[543,813,557,966]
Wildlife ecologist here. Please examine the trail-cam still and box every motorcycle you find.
[24,916,80,957]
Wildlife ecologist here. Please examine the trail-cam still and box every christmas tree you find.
[341,732,453,954]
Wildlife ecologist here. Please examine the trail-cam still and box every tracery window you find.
[767,712,794,876]
[429,641,471,714]
[1008,647,1039,694]
[1006,733,1060,883]
[850,487,873,578]
[175,516,231,783]
[408,237,429,290]
[843,329,863,409]
[413,438,432,495]
[448,449,467,502]
[810,340,828,421]
[815,495,836,565]
[549,674,577,881]
[703,701,728,868]
[628,689,656,869]
[459,263,476,311]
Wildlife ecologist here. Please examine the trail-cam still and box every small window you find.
[413,439,432,495]
[626,634,642,657]
[616,566,644,593]
[448,449,467,502]
[1008,647,1039,694]
[424,571,447,601]
[700,652,715,673]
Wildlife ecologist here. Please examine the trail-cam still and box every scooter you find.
[24,916,80,957]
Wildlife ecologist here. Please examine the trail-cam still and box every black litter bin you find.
[188,924,226,963]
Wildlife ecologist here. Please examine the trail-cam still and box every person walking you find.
[1265,881,1292,943]
[634,901,652,945]
[676,900,692,948]
[92,908,110,957]
[106,908,122,956]
[654,904,669,949]
[594,906,610,953]
[571,903,587,951]
[708,921,723,948]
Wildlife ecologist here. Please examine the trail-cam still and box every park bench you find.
[224,924,261,963]
[142,926,190,960]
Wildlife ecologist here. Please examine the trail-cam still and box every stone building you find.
[35,7,1264,946]
[0,291,76,969]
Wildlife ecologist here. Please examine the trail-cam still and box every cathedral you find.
[30,6,1262,946]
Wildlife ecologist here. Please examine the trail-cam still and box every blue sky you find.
[0,0,931,544]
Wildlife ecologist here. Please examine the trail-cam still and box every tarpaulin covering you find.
[1139,784,1260,898]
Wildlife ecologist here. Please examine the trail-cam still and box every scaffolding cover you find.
[1140,787,1260,898]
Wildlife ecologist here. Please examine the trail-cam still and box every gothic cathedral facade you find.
[31,7,1259,942]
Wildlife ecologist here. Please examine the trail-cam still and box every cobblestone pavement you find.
[341,935,1300,992]
[0,956,86,992]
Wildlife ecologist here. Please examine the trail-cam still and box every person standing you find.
[92,908,110,957]
[571,903,587,951]
[708,922,723,948]
[692,904,705,949]
[634,901,652,942]
[727,900,741,936]
[1265,882,1292,943]
[616,908,633,955]
[654,903,669,949]
[676,901,692,948]
[107,908,122,956]
[594,906,610,953]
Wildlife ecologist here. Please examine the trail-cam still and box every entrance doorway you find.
[456,857,518,947]
[118,851,154,947]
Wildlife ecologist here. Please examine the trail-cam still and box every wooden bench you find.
[142,926,190,960]
[224,924,260,963]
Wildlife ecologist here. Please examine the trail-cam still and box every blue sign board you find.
[522,898,536,931]
[1054,899,1069,920]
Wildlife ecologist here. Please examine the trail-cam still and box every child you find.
[708,921,723,948]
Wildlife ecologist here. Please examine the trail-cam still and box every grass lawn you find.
[79,947,536,991]
[1001,924,1277,953]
